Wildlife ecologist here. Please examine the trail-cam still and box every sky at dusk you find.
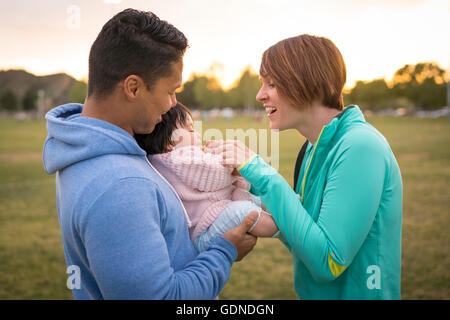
[1,0,448,89]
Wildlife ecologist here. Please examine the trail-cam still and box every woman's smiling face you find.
[256,75,303,131]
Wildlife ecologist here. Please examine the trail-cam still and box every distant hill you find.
[0,69,81,112]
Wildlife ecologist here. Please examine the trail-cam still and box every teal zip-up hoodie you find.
[238,105,402,299]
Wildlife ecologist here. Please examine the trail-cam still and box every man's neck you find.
[81,95,133,136]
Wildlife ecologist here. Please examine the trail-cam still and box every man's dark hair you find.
[88,8,188,97]
[135,102,193,155]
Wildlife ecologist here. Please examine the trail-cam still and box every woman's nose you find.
[256,87,266,102]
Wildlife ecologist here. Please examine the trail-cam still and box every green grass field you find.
[0,114,449,299]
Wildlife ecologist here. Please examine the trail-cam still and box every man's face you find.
[133,60,183,135]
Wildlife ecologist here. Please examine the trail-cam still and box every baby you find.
[135,102,279,253]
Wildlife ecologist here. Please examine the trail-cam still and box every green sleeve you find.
[238,136,386,282]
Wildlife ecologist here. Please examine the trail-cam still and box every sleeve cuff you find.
[211,236,238,262]
[237,154,258,171]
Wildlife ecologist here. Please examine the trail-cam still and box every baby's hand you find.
[203,139,221,153]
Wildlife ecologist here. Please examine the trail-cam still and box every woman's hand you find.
[231,168,241,176]
[204,140,256,169]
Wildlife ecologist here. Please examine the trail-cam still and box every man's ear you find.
[123,75,144,101]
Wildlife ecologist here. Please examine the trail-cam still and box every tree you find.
[344,79,393,111]
[226,66,262,109]
[0,89,18,111]
[177,76,198,107]
[177,74,224,109]
[344,62,448,111]
[22,87,38,111]
[391,62,447,110]
[192,75,223,109]
[392,62,446,85]
[68,80,87,103]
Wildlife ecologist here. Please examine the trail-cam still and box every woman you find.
[206,34,403,299]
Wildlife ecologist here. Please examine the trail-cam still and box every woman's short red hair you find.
[260,34,347,111]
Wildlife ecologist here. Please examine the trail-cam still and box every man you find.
[43,8,257,299]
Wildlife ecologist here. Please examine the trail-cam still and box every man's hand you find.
[222,211,258,261]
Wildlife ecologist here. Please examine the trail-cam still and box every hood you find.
[43,103,146,174]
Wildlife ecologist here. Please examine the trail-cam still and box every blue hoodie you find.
[43,103,237,299]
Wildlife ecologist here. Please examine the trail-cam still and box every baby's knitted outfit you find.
[149,146,254,240]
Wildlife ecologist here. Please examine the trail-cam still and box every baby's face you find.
[171,116,202,148]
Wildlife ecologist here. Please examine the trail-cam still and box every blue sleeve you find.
[81,177,237,299]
